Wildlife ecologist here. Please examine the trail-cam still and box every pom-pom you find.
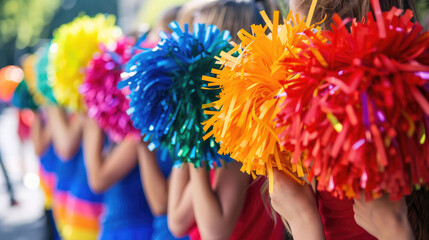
[12,81,38,110]
[202,10,324,188]
[0,66,23,102]
[35,43,57,104]
[80,37,138,142]
[120,22,232,167]
[277,6,429,200]
[49,14,121,111]
[22,54,46,106]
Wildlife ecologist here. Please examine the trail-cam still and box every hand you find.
[353,194,413,240]
[270,169,325,240]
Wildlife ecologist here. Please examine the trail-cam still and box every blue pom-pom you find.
[120,22,232,168]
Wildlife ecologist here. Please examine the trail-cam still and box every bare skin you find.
[46,106,83,160]
[168,161,250,240]
[138,142,169,215]
[270,169,325,240]
[82,117,138,193]
[31,110,51,157]
[353,194,414,240]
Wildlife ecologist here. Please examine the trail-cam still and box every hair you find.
[157,5,182,34]
[194,0,265,42]
[406,189,429,240]
[293,0,418,30]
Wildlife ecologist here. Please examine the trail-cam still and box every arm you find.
[83,117,138,193]
[167,164,195,237]
[353,194,413,240]
[189,161,250,240]
[138,143,168,215]
[46,106,83,160]
[31,111,51,156]
[270,169,325,240]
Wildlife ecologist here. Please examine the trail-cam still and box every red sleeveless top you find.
[317,191,376,240]
[189,175,284,240]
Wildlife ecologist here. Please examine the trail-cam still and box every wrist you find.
[378,214,413,240]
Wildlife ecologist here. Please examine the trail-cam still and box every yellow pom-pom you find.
[22,54,46,106]
[202,10,325,191]
[48,14,122,111]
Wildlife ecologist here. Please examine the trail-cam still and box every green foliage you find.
[0,0,61,48]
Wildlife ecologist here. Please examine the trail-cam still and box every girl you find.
[167,1,285,239]
[83,118,154,239]
[270,1,423,240]
[47,106,103,240]
[31,110,60,240]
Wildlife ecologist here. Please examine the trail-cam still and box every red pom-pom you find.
[80,37,139,142]
[277,8,429,200]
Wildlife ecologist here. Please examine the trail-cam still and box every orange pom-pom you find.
[202,10,325,190]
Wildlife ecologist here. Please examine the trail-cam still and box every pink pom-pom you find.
[80,37,139,142]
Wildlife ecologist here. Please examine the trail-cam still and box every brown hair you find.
[195,0,265,42]
[294,0,417,30]
[406,189,429,240]
[157,5,182,34]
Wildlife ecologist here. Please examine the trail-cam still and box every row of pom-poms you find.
[14,0,429,201]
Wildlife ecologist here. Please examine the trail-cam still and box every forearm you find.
[168,166,195,237]
[31,112,50,156]
[47,106,82,159]
[83,122,104,192]
[287,207,325,240]
[189,167,226,238]
[138,143,169,215]
[189,162,247,240]
[83,119,139,193]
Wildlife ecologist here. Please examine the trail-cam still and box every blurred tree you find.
[0,0,61,49]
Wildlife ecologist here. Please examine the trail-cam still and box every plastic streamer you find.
[35,43,57,104]
[80,37,138,142]
[201,9,324,190]
[120,22,232,167]
[49,14,121,111]
[276,4,429,200]
[12,81,38,110]
[22,54,46,106]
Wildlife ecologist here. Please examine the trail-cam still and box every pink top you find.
[189,174,284,240]
[317,191,376,240]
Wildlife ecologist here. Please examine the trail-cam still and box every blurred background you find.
[0,0,428,239]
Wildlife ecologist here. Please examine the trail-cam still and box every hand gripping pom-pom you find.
[202,10,325,189]
[80,37,139,142]
[277,6,429,200]
[49,14,121,111]
[120,22,232,168]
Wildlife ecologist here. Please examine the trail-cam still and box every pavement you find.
[0,108,46,240]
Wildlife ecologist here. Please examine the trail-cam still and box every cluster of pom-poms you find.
[48,14,122,111]
[276,6,429,200]
[120,22,232,167]
[80,37,138,142]
[202,11,325,187]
